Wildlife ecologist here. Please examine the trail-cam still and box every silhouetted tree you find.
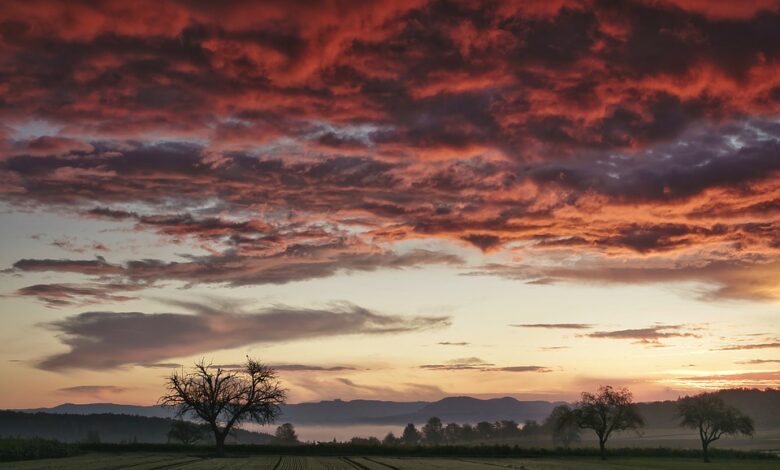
[274,423,299,445]
[569,385,644,460]
[167,420,205,445]
[476,421,494,440]
[443,422,461,443]
[495,420,520,438]
[460,423,476,441]
[382,432,399,446]
[519,420,542,438]
[160,358,286,456]
[401,423,421,445]
[422,417,444,445]
[678,393,754,462]
[545,404,580,448]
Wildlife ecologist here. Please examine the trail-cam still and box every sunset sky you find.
[1,0,779,409]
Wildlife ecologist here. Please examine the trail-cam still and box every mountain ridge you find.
[13,389,780,427]
[17,396,566,425]
[0,410,273,444]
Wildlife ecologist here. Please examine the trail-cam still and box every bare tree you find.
[678,393,754,462]
[160,358,286,456]
[570,385,644,460]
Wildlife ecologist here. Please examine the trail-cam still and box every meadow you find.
[3,453,780,470]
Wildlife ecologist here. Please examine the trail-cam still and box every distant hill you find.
[0,411,273,444]
[278,399,428,424]
[12,389,780,430]
[638,388,780,429]
[363,396,564,424]
[22,403,175,419]
[17,397,557,425]
[20,400,428,424]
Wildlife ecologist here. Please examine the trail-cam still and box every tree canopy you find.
[564,385,644,459]
[274,423,299,445]
[401,423,421,445]
[546,404,581,448]
[160,358,286,456]
[678,393,754,462]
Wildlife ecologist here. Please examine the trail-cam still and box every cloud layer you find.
[0,0,778,306]
[38,301,450,370]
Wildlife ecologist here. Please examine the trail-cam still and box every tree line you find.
[161,358,755,462]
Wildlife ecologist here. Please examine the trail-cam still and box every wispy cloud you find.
[664,371,780,390]
[137,362,183,369]
[585,325,701,346]
[420,357,551,373]
[273,364,359,372]
[715,342,780,351]
[476,258,780,302]
[56,385,129,395]
[10,247,463,308]
[291,377,447,402]
[734,359,780,364]
[511,323,593,329]
[13,282,142,307]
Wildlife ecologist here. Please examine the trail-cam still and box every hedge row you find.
[80,442,778,460]
[0,437,81,462]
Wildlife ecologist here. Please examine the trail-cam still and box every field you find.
[2,453,779,470]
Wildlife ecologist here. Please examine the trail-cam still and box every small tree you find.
[475,421,494,440]
[167,420,205,445]
[443,422,461,443]
[570,385,644,459]
[274,423,299,445]
[519,420,542,438]
[460,423,476,441]
[382,432,399,446]
[401,423,421,445]
[546,404,581,448]
[422,416,444,445]
[160,358,287,456]
[678,393,754,462]
[495,420,520,438]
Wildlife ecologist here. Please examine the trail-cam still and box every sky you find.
[0,0,779,409]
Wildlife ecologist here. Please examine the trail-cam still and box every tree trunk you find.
[599,439,606,460]
[702,440,710,463]
[214,431,226,457]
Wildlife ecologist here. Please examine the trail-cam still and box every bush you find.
[0,437,81,462]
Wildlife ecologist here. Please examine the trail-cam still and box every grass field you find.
[2,453,778,469]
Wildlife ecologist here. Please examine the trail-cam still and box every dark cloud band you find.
[38,301,450,370]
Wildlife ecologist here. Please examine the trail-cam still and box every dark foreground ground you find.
[3,453,780,470]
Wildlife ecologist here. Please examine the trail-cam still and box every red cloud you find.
[0,0,778,306]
